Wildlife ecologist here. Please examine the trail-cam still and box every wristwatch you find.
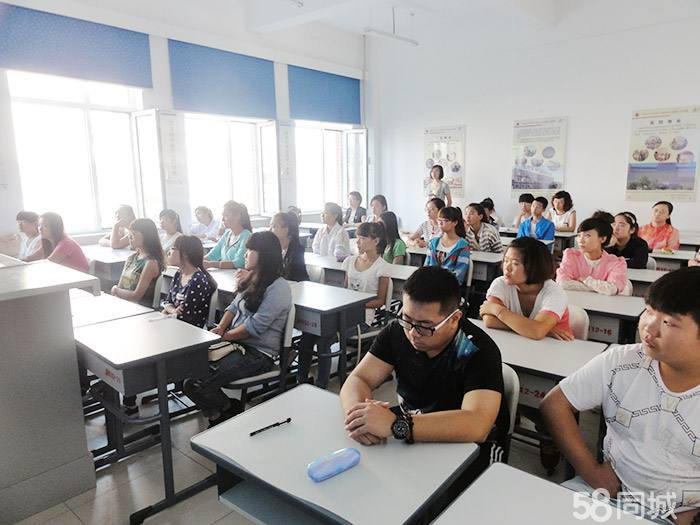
[391,411,414,444]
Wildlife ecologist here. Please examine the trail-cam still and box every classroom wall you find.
[365,1,700,233]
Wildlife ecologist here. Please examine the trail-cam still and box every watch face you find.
[392,419,410,440]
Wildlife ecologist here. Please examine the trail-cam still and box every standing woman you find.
[379,211,406,264]
[312,202,350,259]
[111,218,165,307]
[427,165,452,206]
[424,206,471,285]
[367,195,388,223]
[638,201,680,251]
[270,211,309,281]
[408,197,445,247]
[605,212,649,269]
[99,205,136,249]
[343,191,366,225]
[162,235,217,328]
[184,232,292,426]
[464,202,503,253]
[159,209,183,253]
[205,201,252,269]
[39,212,89,273]
[545,191,576,232]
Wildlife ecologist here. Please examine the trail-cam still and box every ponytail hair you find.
[438,206,466,238]
[223,200,252,231]
[173,235,218,292]
[653,200,674,225]
[616,211,640,237]
[160,209,183,233]
[130,218,165,271]
[238,232,283,313]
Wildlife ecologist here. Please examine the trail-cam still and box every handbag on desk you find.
[208,341,246,362]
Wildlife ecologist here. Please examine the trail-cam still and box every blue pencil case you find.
[306,448,360,482]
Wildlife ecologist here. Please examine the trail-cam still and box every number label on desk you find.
[518,373,557,409]
[654,260,682,272]
[472,262,487,282]
[294,309,321,336]
[587,314,619,343]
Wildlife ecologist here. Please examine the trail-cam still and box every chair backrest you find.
[307,265,325,284]
[568,304,590,341]
[282,304,297,349]
[646,257,657,270]
[207,288,219,327]
[465,258,475,288]
[501,364,520,436]
[383,277,394,312]
[152,273,165,309]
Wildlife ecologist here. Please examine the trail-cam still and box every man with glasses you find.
[340,266,509,479]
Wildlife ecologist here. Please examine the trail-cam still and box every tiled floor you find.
[16,377,600,525]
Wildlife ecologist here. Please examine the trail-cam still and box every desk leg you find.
[338,310,348,386]
[315,336,334,389]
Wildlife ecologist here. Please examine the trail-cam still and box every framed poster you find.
[511,117,567,197]
[424,126,465,199]
[626,106,700,202]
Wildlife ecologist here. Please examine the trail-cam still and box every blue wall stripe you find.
[0,3,152,87]
[168,39,276,119]
[288,65,360,124]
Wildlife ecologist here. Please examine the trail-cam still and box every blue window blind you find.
[168,40,276,119]
[0,3,152,87]
[288,65,360,124]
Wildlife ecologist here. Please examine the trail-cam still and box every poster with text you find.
[424,126,465,199]
[626,106,700,202]
[511,117,567,197]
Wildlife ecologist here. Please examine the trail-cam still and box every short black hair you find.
[431,165,445,180]
[403,266,460,314]
[357,221,387,255]
[370,194,388,211]
[552,190,574,212]
[16,211,38,223]
[518,193,535,204]
[507,237,554,285]
[578,217,613,244]
[534,196,548,208]
[427,197,445,210]
[591,210,614,225]
[480,197,495,211]
[646,267,700,330]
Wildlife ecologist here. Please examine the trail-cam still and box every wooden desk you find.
[650,249,696,271]
[74,312,220,524]
[70,289,153,328]
[434,462,653,524]
[192,384,479,525]
[627,268,667,297]
[565,291,645,344]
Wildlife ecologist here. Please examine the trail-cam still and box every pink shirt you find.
[52,237,89,273]
[556,248,631,295]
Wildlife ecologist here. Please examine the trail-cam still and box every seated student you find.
[379,211,406,264]
[343,191,367,225]
[39,212,89,273]
[367,194,388,223]
[270,211,309,281]
[606,212,649,269]
[340,267,509,483]
[425,206,470,286]
[479,237,573,341]
[111,218,165,307]
[162,235,217,328]
[287,205,302,224]
[541,268,700,525]
[99,204,135,249]
[15,211,43,261]
[184,232,292,426]
[408,197,445,248]
[159,209,183,253]
[464,202,503,253]
[427,165,452,206]
[190,206,221,241]
[557,217,632,296]
[545,190,576,232]
[512,193,534,228]
[205,200,252,269]
[639,200,681,251]
[480,198,504,227]
[311,202,350,259]
[517,196,555,242]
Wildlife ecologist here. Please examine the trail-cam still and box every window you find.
[294,120,367,212]
[184,113,275,217]
[8,70,142,233]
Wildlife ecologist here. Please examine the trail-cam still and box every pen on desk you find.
[250,417,292,437]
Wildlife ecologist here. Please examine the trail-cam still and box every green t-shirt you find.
[383,238,407,263]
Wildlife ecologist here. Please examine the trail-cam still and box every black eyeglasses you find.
[391,309,459,337]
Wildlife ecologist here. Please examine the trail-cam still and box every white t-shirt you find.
[18,233,42,260]
[560,343,700,513]
[486,277,571,334]
[342,255,390,324]
[549,208,575,229]
[312,223,350,259]
[190,219,220,239]
[419,220,441,241]
[161,231,183,252]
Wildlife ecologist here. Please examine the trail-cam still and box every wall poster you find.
[511,117,567,197]
[423,125,465,199]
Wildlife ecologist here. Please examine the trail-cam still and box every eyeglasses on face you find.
[391,309,459,337]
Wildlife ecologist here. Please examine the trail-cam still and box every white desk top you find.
[304,253,418,281]
[434,462,652,524]
[470,319,606,380]
[289,281,375,313]
[680,231,700,247]
[555,231,578,239]
[70,290,153,328]
[74,311,219,368]
[192,384,479,525]
[650,249,696,261]
[407,245,428,255]
[0,260,99,302]
[81,244,134,264]
[0,253,25,267]
[566,290,646,320]
[627,268,668,283]
[406,246,504,265]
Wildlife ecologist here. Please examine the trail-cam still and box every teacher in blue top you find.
[517,196,555,242]
[204,200,252,269]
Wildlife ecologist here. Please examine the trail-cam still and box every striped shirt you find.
[465,222,503,253]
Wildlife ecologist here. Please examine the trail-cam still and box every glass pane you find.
[135,113,164,221]
[90,110,138,228]
[88,81,136,108]
[295,126,324,211]
[230,122,259,214]
[11,102,95,232]
[323,130,342,204]
[185,116,230,220]
[260,122,279,214]
[346,130,368,200]
[7,70,85,103]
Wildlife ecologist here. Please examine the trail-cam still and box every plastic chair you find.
[567,304,590,341]
[501,364,520,462]
[646,257,657,271]
[151,273,165,309]
[347,278,393,366]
